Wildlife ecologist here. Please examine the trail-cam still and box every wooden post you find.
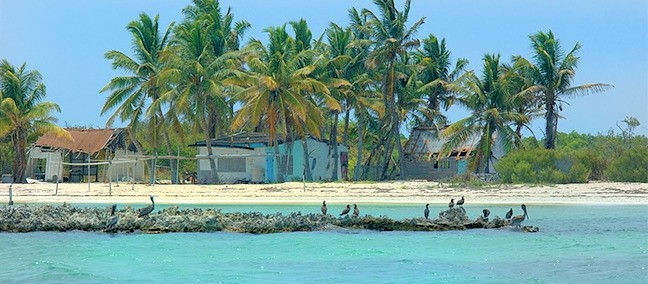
[109,160,112,196]
[8,183,13,206]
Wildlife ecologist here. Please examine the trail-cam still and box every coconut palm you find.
[100,13,178,183]
[415,34,468,127]
[514,30,612,149]
[0,60,69,183]
[160,0,249,184]
[362,0,425,179]
[230,24,340,182]
[443,54,523,173]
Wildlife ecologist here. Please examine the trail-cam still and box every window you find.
[218,157,246,172]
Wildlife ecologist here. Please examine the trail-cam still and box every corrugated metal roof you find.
[33,128,120,154]
[405,127,480,161]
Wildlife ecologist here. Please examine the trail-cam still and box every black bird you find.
[482,209,490,219]
[456,196,465,206]
[138,195,155,217]
[340,204,350,216]
[510,204,528,227]
[106,204,119,230]
[448,199,455,208]
[424,204,430,219]
[321,201,327,215]
[352,204,359,218]
[505,208,513,220]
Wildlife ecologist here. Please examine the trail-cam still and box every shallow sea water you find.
[1,204,647,283]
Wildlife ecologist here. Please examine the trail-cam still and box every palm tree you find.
[161,0,249,184]
[230,24,340,182]
[0,60,70,183]
[415,34,468,127]
[100,13,177,183]
[443,54,523,173]
[514,30,612,149]
[362,0,425,179]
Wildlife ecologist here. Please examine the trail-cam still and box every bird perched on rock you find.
[340,204,350,216]
[106,204,119,230]
[424,204,430,219]
[138,195,155,217]
[352,204,359,218]
[456,196,465,206]
[321,201,327,215]
[482,209,490,219]
[448,199,455,208]
[510,204,528,227]
[505,208,513,220]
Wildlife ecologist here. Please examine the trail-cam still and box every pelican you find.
[352,204,359,218]
[321,201,327,215]
[138,195,155,217]
[505,208,513,220]
[106,204,119,230]
[482,209,490,219]
[509,204,528,227]
[456,196,465,206]
[340,204,350,216]
[448,199,455,208]
[424,204,430,219]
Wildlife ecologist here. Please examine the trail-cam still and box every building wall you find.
[108,149,146,182]
[402,157,459,180]
[197,147,266,183]
[281,139,348,182]
[27,147,63,182]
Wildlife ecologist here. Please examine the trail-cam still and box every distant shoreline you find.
[2,181,646,206]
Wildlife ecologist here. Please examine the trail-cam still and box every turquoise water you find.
[1,204,647,283]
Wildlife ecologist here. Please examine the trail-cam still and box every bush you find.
[606,145,648,182]
[496,148,590,184]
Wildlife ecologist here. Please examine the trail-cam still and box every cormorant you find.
[424,204,430,219]
[456,196,465,206]
[448,199,455,208]
[138,195,155,217]
[321,201,327,215]
[340,204,350,216]
[482,209,490,219]
[505,208,513,220]
[352,204,359,218]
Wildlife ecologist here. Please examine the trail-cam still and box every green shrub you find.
[606,145,648,182]
[496,148,590,184]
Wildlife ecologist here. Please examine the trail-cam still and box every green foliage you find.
[606,145,648,182]
[0,136,12,174]
[496,148,590,183]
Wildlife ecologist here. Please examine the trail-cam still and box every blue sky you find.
[1,0,647,136]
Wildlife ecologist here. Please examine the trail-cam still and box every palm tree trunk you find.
[353,111,365,181]
[202,116,219,184]
[330,111,340,181]
[273,139,284,183]
[545,94,556,149]
[342,102,351,145]
[12,127,27,183]
[161,132,178,184]
[301,135,312,181]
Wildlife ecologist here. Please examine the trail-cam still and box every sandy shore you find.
[1,180,647,205]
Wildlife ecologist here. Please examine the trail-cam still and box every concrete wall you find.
[27,148,63,182]
[197,147,266,184]
[281,139,348,182]
[108,149,146,182]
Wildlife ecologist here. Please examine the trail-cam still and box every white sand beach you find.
[1,180,647,205]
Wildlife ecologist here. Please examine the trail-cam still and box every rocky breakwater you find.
[0,205,539,234]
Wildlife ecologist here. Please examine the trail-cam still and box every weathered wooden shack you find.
[402,127,506,180]
[28,128,145,182]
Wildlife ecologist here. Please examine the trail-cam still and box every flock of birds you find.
[104,195,529,230]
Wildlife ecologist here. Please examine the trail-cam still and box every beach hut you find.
[190,132,349,184]
[27,128,145,182]
[402,127,507,180]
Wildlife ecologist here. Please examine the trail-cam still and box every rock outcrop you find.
[0,205,539,234]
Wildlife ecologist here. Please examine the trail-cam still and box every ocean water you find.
[1,204,647,283]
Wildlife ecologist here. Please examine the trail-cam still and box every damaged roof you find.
[33,128,125,154]
[404,127,480,161]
